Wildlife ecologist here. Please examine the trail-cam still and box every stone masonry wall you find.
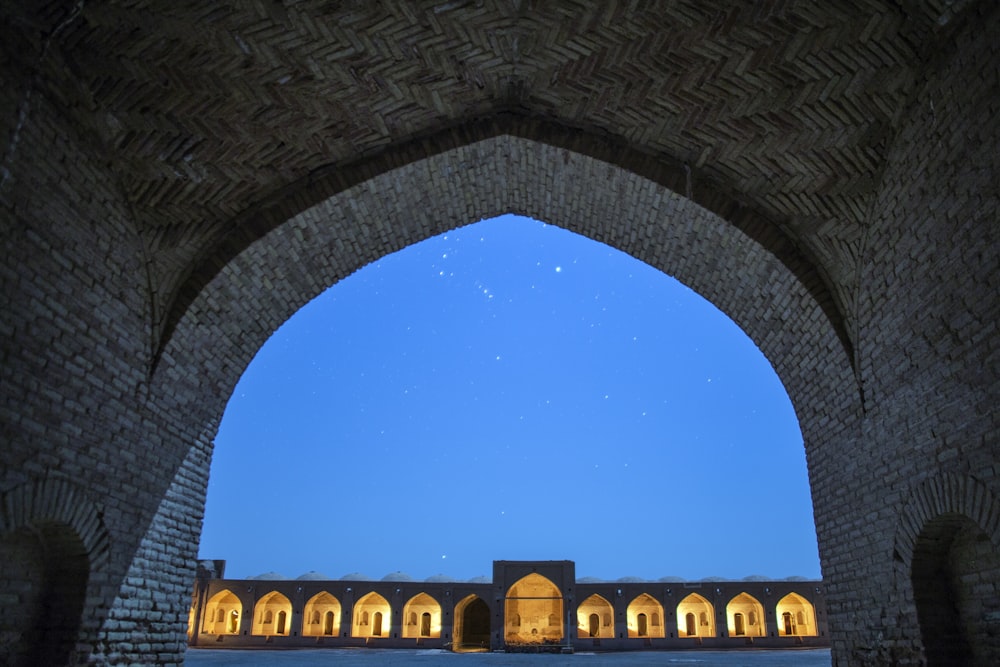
[824,5,1000,665]
[0,44,204,664]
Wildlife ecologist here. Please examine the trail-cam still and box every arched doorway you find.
[353,592,391,639]
[252,592,292,636]
[454,595,491,651]
[402,592,441,639]
[576,594,614,639]
[0,522,89,667]
[726,592,765,637]
[203,589,241,635]
[504,573,564,645]
[775,592,816,637]
[302,591,340,637]
[912,512,1000,665]
[677,593,715,638]
[164,136,856,660]
[627,593,665,638]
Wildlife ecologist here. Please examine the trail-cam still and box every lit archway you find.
[576,594,614,639]
[775,592,816,637]
[252,591,292,636]
[402,592,441,638]
[353,592,391,638]
[164,131,855,655]
[454,595,491,651]
[627,593,665,638]
[505,573,564,645]
[677,593,715,638]
[203,589,241,635]
[302,591,341,637]
[726,592,765,637]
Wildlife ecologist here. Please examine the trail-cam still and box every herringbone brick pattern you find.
[0,0,961,338]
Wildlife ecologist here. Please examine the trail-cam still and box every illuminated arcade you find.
[189,560,827,653]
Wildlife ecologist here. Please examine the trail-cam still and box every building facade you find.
[188,560,829,653]
[2,1,997,665]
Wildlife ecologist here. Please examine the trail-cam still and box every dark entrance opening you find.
[912,512,1000,665]
[0,522,89,667]
[460,598,491,649]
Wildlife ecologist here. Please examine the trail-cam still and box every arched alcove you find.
[352,592,391,638]
[0,522,89,666]
[677,593,715,638]
[726,592,765,637]
[912,513,1000,665]
[402,592,441,638]
[627,593,665,638]
[454,595,491,651]
[252,591,292,636]
[0,479,109,667]
[505,573,564,645]
[202,589,242,635]
[775,592,816,637]
[576,594,614,639]
[302,591,341,637]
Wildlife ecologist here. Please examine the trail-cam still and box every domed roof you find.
[657,576,687,582]
[296,571,331,580]
[381,571,413,582]
[249,571,287,580]
[783,575,809,581]
[576,576,604,583]
[467,575,490,583]
[742,575,771,581]
[699,576,731,582]
[615,576,645,583]
[340,572,372,581]
[425,574,457,582]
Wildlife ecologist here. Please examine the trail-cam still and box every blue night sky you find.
[199,214,820,583]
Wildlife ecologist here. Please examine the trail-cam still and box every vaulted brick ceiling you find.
[2,0,966,339]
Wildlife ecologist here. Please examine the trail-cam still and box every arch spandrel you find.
[156,131,858,459]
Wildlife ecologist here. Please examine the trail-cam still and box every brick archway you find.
[0,478,111,666]
[155,130,859,456]
[147,128,861,657]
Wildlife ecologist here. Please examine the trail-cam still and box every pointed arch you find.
[726,592,765,637]
[252,591,292,636]
[402,592,441,638]
[352,592,391,638]
[0,478,111,666]
[454,594,491,651]
[894,474,1000,665]
[202,589,241,635]
[776,592,816,637]
[677,593,715,638]
[576,594,614,639]
[302,591,341,637]
[627,593,665,638]
[505,573,563,645]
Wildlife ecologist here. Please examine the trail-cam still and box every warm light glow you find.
[726,592,765,637]
[505,573,564,644]
[352,592,391,638]
[302,591,341,637]
[626,593,665,638]
[576,594,614,639]
[676,593,715,638]
[776,592,816,636]
[402,592,442,638]
[252,591,293,636]
[202,589,241,635]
